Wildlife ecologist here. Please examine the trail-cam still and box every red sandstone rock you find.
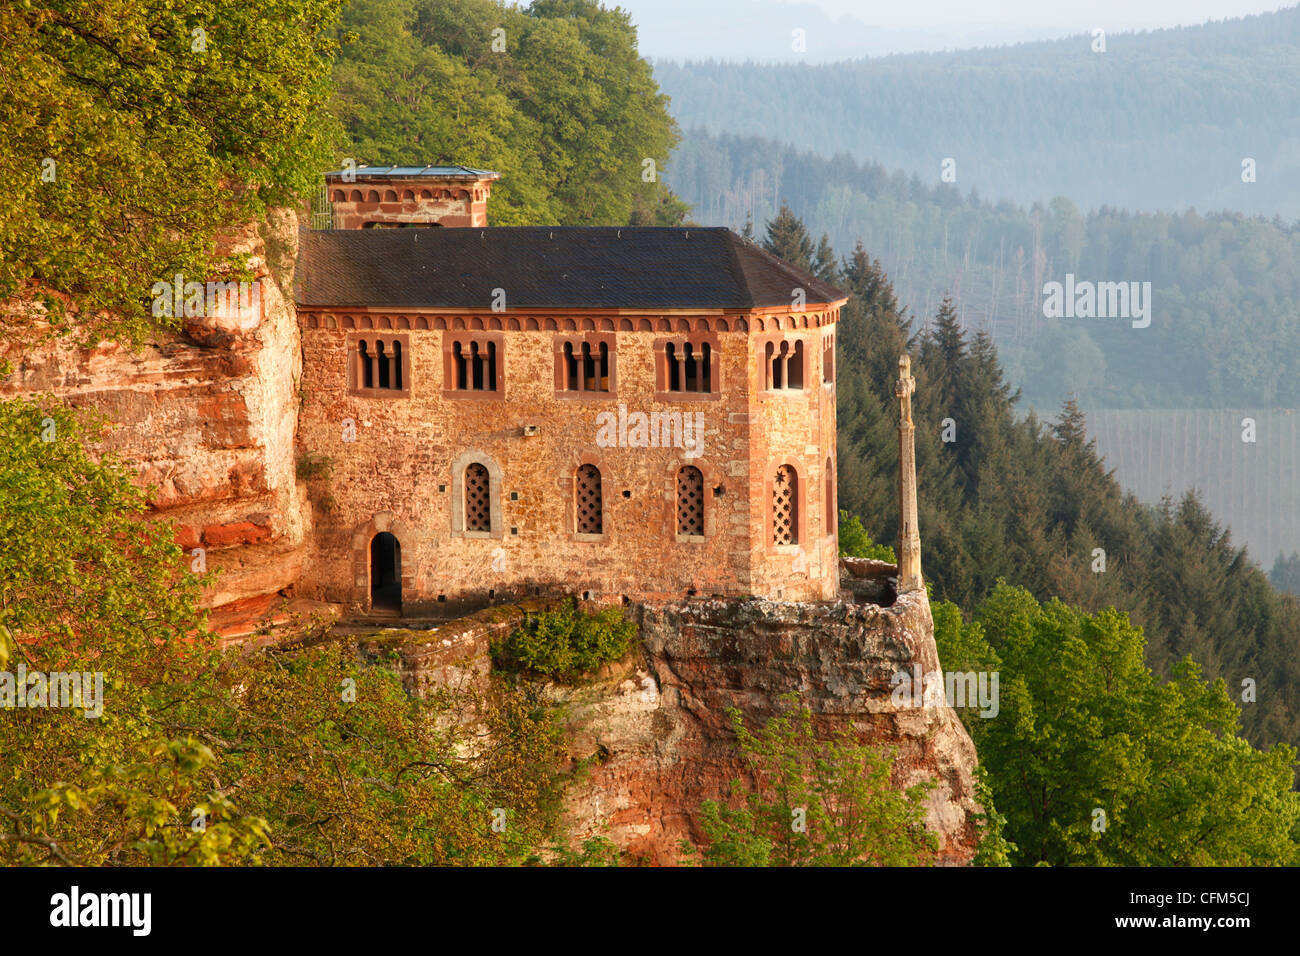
[202,520,273,548]
[354,590,980,866]
[0,210,309,636]
[555,590,981,865]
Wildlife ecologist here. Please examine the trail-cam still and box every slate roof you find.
[295,227,847,311]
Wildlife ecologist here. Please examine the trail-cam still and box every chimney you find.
[322,165,500,229]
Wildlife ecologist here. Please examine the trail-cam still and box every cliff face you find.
[0,212,310,638]
[555,584,981,864]
[360,576,981,865]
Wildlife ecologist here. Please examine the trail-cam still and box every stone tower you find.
[895,353,923,592]
[323,165,499,229]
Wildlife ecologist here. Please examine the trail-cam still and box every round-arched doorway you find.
[370,532,401,612]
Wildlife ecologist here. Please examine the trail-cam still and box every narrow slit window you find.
[360,340,374,388]
[677,466,704,536]
[773,465,798,545]
[576,465,603,534]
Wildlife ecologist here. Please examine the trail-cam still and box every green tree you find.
[491,598,635,682]
[0,0,342,345]
[934,584,1300,866]
[694,698,936,866]
[0,396,579,865]
[838,510,895,562]
[761,202,815,272]
[1269,552,1300,598]
[332,0,683,225]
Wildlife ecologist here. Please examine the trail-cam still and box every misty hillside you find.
[655,6,1300,219]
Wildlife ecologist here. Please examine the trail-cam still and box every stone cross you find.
[895,353,922,593]
[895,354,915,426]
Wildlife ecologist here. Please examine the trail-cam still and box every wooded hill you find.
[654,7,1300,219]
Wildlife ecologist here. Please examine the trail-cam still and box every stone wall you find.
[294,314,840,614]
[325,177,492,229]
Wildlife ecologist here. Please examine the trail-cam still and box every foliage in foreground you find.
[0,396,575,865]
[688,699,936,867]
[934,582,1300,866]
[0,0,342,346]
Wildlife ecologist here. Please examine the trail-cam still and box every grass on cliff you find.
[491,598,636,683]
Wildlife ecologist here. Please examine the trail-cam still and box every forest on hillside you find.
[664,130,1300,569]
[654,6,1300,220]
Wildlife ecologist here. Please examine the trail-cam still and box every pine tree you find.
[813,233,840,285]
[762,202,814,273]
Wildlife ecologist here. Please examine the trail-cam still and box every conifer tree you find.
[762,202,814,273]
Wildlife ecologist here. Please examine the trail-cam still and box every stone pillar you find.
[896,354,923,592]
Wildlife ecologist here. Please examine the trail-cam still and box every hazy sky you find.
[609,0,1295,60]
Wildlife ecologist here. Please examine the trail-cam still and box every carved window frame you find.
[654,335,722,402]
[450,452,505,540]
[765,459,807,552]
[756,334,806,394]
[347,332,411,398]
[554,332,617,399]
[442,332,504,400]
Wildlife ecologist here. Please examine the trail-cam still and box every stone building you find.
[323,165,499,229]
[293,167,849,615]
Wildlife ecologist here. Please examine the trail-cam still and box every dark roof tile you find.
[294,227,846,311]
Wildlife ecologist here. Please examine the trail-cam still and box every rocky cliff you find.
[355,569,982,865]
[0,212,310,638]
[557,583,980,864]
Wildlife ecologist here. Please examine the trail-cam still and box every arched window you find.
[662,340,713,394]
[677,466,704,536]
[563,341,578,388]
[557,336,614,394]
[762,339,806,391]
[465,463,491,532]
[576,465,603,534]
[788,341,805,388]
[447,336,501,394]
[359,339,373,387]
[773,465,798,545]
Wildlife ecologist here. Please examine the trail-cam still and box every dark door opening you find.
[370,532,401,612]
